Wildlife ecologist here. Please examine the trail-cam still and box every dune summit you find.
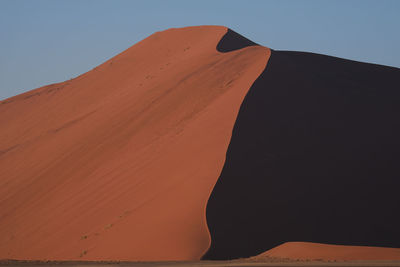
[1,25,400,262]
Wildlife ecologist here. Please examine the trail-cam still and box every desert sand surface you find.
[253,242,400,261]
[2,259,400,267]
[0,26,269,261]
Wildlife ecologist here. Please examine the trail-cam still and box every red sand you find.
[254,242,400,261]
[0,26,269,260]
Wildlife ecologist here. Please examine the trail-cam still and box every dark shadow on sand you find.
[204,50,400,260]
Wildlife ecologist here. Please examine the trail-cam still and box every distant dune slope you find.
[204,50,400,260]
[0,26,269,260]
[253,242,400,261]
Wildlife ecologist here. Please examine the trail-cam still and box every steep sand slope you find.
[254,242,400,261]
[0,26,270,260]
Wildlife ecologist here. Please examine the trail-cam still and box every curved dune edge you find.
[0,26,270,261]
[252,242,400,261]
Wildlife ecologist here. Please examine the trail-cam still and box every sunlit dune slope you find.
[0,26,269,261]
[253,242,400,261]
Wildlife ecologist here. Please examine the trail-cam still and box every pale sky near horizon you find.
[0,0,399,100]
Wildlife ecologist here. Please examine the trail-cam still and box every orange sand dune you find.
[254,242,400,261]
[0,26,270,260]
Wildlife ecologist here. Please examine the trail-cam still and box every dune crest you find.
[0,26,270,261]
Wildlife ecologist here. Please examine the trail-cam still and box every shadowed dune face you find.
[254,242,400,261]
[0,26,270,261]
[204,50,400,260]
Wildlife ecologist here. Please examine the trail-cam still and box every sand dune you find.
[0,26,269,260]
[254,242,400,261]
[2,25,400,263]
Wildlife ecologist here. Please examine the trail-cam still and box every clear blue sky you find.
[1,0,399,100]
